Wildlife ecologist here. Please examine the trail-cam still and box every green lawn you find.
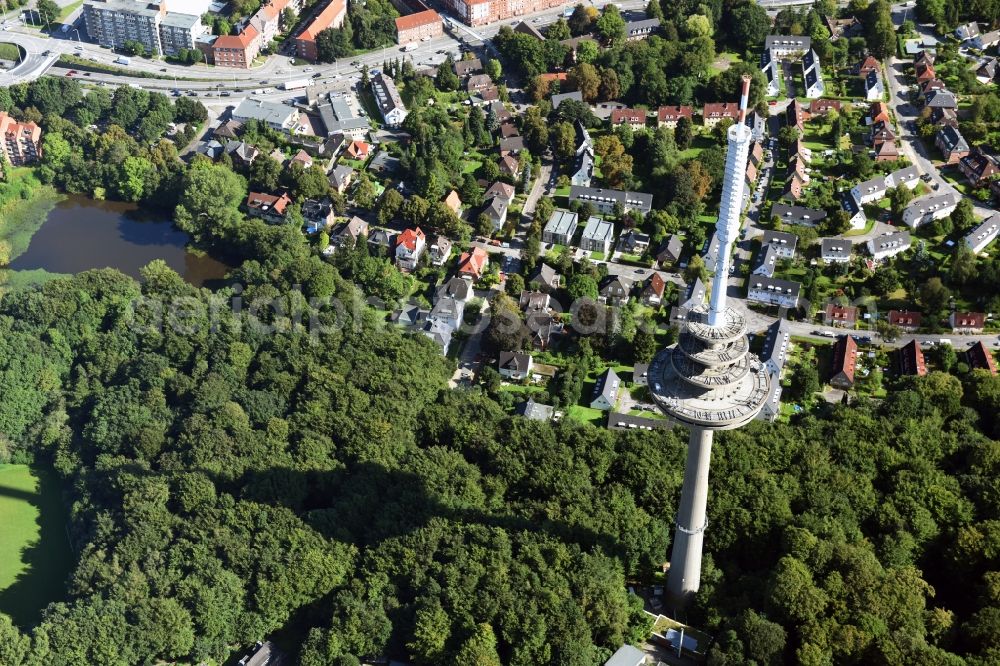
[0,464,73,627]
[566,405,605,426]
[678,135,715,161]
[0,43,22,61]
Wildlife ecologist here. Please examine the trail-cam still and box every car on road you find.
[921,173,933,182]
[304,66,314,72]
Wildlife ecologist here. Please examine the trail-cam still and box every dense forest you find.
[3,251,1000,665]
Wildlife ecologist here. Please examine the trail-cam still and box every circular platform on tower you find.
[648,346,770,430]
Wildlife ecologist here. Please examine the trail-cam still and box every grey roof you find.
[318,94,369,135]
[499,136,526,153]
[625,17,660,34]
[748,276,801,299]
[925,90,958,108]
[499,351,532,373]
[161,11,202,28]
[658,234,683,261]
[593,368,621,405]
[821,237,853,259]
[484,196,507,221]
[369,152,401,175]
[606,411,670,432]
[454,57,483,76]
[233,98,297,127]
[516,398,554,421]
[430,295,462,321]
[544,209,578,238]
[702,233,720,266]
[329,164,354,188]
[551,91,583,109]
[760,318,792,369]
[681,277,706,309]
[761,229,798,252]
[371,73,406,117]
[866,70,881,89]
[437,276,471,302]
[755,244,779,275]
[569,186,653,213]
[891,165,921,186]
[771,202,827,225]
[529,262,560,287]
[966,214,1000,251]
[604,644,646,666]
[582,216,615,244]
[868,230,912,254]
[937,125,969,153]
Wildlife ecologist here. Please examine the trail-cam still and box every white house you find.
[498,351,533,380]
[395,227,426,270]
[957,22,980,41]
[758,318,791,422]
[760,230,797,258]
[802,48,825,98]
[370,73,408,127]
[901,191,959,228]
[865,70,884,101]
[579,216,615,255]
[747,276,801,308]
[590,368,621,411]
[543,209,578,246]
[867,230,911,261]
[753,244,779,277]
[965,215,1000,254]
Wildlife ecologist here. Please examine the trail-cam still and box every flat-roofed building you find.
[579,216,614,254]
[542,209,578,246]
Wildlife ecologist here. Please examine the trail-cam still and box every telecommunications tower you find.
[648,75,770,600]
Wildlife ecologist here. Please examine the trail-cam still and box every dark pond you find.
[10,195,230,286]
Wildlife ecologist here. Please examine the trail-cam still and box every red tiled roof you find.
[888,310,922,327]
[300,0,345,40]
[395,8,440,31]
[657,105,693,123]
[952,311,986,328]
[458,247,489,278]
[967,341,998,374]
[215,24,259,49]
[646,272,666,297]
[831,334,858,385]
[898,340,927,376]
[398,227,425,252]
[611,108,645,124]
[825,304,857,324]
[703,102,738,118]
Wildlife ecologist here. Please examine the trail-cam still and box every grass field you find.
[0,464,72,627]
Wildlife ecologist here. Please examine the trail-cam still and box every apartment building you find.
[439,0,569,27]
[213,24,261,68]
[296,0,346,61]
[83,0,166,55]
[395,7,442,44]
[0,112,41,167]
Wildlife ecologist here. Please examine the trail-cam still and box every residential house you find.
[367,228,395,254]
[760,230,798,258]
[328,164,354,193]
[782,173,806,201]
[821,238,853,263]
[852,174,890,205]
[959,149,1000,186]
[513,19,544,39]
[482,196,508,232]
[498,351,533,380]
[825,303,858,327]
[571,146,594,187]
[457,247,489,281]
[893,340,928,379]
[301,199,334,233]
[330,216,369,249]
[671,277,707,324]
[973,29,1000,50]
[212,119,243,141]
[965,215,1000,254]
[245,191,292,223]
[765,34,812,56]
[485,180,515,204]
[786,99,807,133]
[395,227,426,270]
[454,57,483,78]
[702,233,720,268]
[657,105,693,128]
[762,48,780,97]
[590,368,621,411]
[580,216,615,255]
[316,93,369,139]
[443,190,463,216]
[498,155,520,178]
[950,311,986,333]
[957,22,981,41]
[865,70,884,101]
[519,289,550,315]
[866,230,911,261]
[930,106,959,128]
[223,140,261,169]
[624,17,659,40]
[515,398,554,420]
[370,73,408,127]
[913,50,935,70]
[212,25,261,69]
[198,140,223,160]
[543,209,578,246]
[826,15,861,39]
[551,91,583,109]
[617,230,649,255]
[642,273,667,306]
[437,275,471,303]
[772,203,827,226]
[747,276,801,308]
[869,102,891,126]
[842,194,867,229]
[599,275,632,305]
[889,309,923,332]
[752,244,779,278]
[967,341,998,374]
[914,60,937,83]
[811,98,842,115]
[428,235,453,265]
[830,334,858,389]
[569,186,653,215]
[925,89,958,110]
[610,108,646,130]
[528,263,561,292]
[803,49,825,98]
[498,136,526,155]
[902,191,959,228]
[632,363,649,386]
[604,645,646,666]
[656,234,684,266]
[977,58,998,83]
[858,55,880,76]
[346,139,371,160]
[750,141,764,168]
[758,318,791,421]
[702,102,739,128]
[466,73,493,93]
[890,165,921,190]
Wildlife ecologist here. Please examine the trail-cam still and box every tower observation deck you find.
[648,76,770,601]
